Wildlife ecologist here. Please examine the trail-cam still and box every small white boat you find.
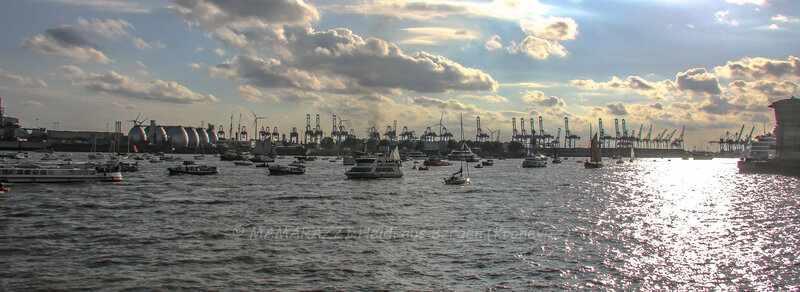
[233,160,253,166]
[345,148,403,179]
[168,165,219,175]
[444,166,470,185]
[522,150,547,168]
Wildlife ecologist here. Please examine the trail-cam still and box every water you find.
[1,154,799,290]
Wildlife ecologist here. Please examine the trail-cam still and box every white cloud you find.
[459,94,509,103]
[23,101,44,107]
[77,17,133,39]
[485,35,503,51]
[398,27,477,45]
[61,65,217,104]
[509,35,568,60]
[40,0,151,13]
[724,0,766,5]
[772,14,800,23]
[521,90,565,107]
[187,63,202,69]
[214,48,225,56]
[21,25,112,63]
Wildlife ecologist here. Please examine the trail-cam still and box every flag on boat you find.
[133,145,138,153]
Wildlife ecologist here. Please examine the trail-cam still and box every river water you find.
[1,154,799,290]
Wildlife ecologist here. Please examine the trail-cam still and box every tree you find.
[507,141,525,154]
[320,137,335,149]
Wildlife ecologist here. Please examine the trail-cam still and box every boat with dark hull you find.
[268,163,306,175]
[0,167,122,183]
[167,165,219,175]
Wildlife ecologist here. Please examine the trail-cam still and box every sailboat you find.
[444,165,470,185]
[584,133,603,168]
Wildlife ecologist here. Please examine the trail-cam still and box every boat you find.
[41,153,59,161]
[88,152,105,160]
[233,160,253,166]
[552,153,562,164]
[584,133,603,169]
[95,161,140,172]
[629,148,636,162]
[447,144,480,162]
[250,154,275,163]
[402,151,427,161]
[444,166,470,185]
[0,166,123,183]
[417,165,429,170]
[691,152,714,160]
[481,159,494,166]
[268,163,307,175]
[183,160,198,165]
[167,165,219,175]
[522,149,548,168]
[342,156,356,165]
[0,183,8,193]
[345,148,403,179]
[743,133,776,160]
[474,163,483,168]
[424,156,451,166]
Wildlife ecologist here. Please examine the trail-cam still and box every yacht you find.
[522,149,548,168]
[0,166,122,183]
[744,133,776,160]
[447,144,480,162]
[345,148,403,179]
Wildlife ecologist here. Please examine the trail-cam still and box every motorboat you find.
[233,160,254,166]
[522,150,548,168]
[474,163,483,168]
[585,133,603,169]
[345,148,403,179]
[250,155,275,163]
[447,144,480,162]
[268,163,307,175]
[168,165,219,175]
[0,166,122,183]
[424,156,451,166]
[481,159,494,166]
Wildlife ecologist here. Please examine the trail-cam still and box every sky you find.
[1,0,798,149]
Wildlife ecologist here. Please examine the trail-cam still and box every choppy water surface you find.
[1,154,799,290]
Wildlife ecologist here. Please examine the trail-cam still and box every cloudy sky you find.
[1,0,798,148]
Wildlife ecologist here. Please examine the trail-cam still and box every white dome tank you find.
[206,128,218,144]
[166,126,188,147]
[184,127,199,148]
[196,127,209,145]
[150,126,168,145]
[128,125,147,144]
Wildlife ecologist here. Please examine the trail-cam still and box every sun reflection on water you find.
[589,159,800,290]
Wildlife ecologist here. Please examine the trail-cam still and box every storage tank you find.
[206,126,218,144]
[166,126,188,147]
[128,125,147,144]
[184,127,199,148]
[196,127,209,145]
[145,126,169,145]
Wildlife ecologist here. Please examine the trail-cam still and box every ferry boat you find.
[522,149,548,168]
[446,144,480,162]
[345,148,403,179]
[744,133,776,160]
[0,167,122,183]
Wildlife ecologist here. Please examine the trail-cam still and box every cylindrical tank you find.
[151,126,169,145]
[128,125,147,144]
[196,127,209,145]
[206,128,218,144]
[166,126,188,147]
[184,127,199,148]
